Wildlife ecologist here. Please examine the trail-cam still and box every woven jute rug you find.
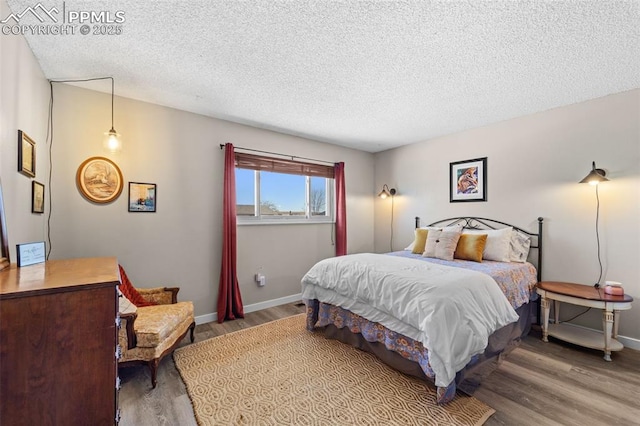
[174,314,495,426]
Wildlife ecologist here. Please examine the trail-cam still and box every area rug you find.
[174,314,495,426]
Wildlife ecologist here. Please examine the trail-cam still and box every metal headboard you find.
[415,216,544,283]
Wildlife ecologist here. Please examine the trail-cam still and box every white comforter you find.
[301,253,519,388]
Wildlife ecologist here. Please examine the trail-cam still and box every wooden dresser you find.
[0,257,121,425]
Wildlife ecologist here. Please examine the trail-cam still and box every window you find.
[235,152,334,223]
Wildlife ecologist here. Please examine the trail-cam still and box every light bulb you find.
[103,128,122,153]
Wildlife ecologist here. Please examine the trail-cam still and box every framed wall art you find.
[128,182,156,212]
[450,157,487,202]
[16,241,46,267]
[76,157,124,204]
[18,130,36,178]
[32,181,45,214]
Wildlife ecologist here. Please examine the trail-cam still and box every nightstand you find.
[536,281,633,361]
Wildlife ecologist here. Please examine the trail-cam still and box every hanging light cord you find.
[46,81,53,259]
[595,184,603,287]
[562,184,604,321]
[111,77,115,130]
[390,195,394,252]
[45,76,115,259]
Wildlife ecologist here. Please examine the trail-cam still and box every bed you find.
[302,216,543,404]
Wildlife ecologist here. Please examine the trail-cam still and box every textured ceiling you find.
[6,0,640,152]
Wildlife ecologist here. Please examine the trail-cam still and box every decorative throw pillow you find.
[405,227,435,251]
[411,228,429,254]
[405,224,463,251]
[454,233,488,262]
[444,224,463,231]
[423,230,461,261]
[118,265,156,307]
[423,229,441,258]
[510,231,531,263]
[464,227,513,262]
[117,287,137,314]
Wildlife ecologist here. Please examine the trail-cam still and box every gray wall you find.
[374,89,640,341]
[0,0,50,262]
[47,84,374,320]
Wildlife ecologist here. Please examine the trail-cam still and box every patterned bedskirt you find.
[305,299,474,404]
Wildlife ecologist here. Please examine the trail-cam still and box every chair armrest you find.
[119,312,138,350]
[137,287,180,305]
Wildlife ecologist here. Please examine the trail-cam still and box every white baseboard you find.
[195,312,217,325]
[615,335,640,351]
[195,293,303,325]
[549,321,640,351]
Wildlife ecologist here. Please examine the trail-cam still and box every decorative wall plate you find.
[76,157,123,204]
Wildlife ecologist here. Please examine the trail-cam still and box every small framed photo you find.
[450,157,487,202]
[18,130,36,178]
[32,181,45,214]
[16,241,46,267]
[128,182,156,212]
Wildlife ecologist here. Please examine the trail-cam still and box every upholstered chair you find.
[117,266,195,388]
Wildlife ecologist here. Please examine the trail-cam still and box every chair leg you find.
[148,358,160,388]
[189,322,195,343]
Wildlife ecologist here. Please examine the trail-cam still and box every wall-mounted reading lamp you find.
[378,184,397,251]
[378,184,396,199]
[579,161,609,185]
[579,161,609,287]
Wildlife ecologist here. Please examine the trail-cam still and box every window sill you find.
[237,218,334,226]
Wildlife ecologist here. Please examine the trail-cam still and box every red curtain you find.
[217,143,244,323]
[335,162,347,256]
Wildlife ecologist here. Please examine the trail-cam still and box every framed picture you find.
[128,182,156,212]
[450,157,487,202]
[32,181,45,214]
[76,157,124,204]
[18,130,36,178]
[16,241,46,267]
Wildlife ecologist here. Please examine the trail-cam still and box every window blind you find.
[235,152,335,178]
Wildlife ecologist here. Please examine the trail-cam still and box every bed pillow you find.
[405,227,436,251]
[443,224,464,233]
[464,227,513,262]
[423,230,462,261]
[411,228,430,254]
[454,233,488,263]
[510,231,531,263]
[405,223,464,251]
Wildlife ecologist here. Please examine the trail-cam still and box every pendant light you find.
[103,78,122,153]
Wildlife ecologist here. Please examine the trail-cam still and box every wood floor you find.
[118,303,640,425]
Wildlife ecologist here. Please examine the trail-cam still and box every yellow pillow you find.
[411,228,429,254]
[454,233,488,263]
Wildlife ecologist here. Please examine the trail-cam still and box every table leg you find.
[554,300,560,324]
[541,297,550,342]
[602,309,614,362]
[613,310,620,339]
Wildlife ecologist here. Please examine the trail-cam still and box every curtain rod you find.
[219,144,335,166]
